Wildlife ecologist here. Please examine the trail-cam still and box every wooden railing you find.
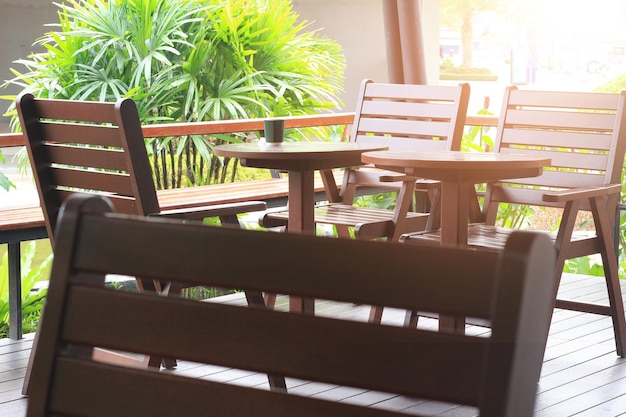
[0,112,357,147]
[0,113,498,147]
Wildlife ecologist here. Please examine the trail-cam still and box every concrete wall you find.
[292,0,440,111]
[0,1,57,130]
[292,0,388,111]
[0,0,439,128]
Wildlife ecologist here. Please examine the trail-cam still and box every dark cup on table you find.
[264,119,285,143]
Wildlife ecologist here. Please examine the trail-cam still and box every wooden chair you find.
[16,93,268,390]
[16,92,266,244]
[26,193,556,417]
[261,79,470,242]
[402,86,626,357]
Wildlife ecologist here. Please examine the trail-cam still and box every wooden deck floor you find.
[1,273,625,417]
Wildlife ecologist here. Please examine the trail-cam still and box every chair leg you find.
[264,292,277,309]
[598,252,626,358]
[369,306,383,323]
[219,214,241,226]
[590,197,626,357]
[336,224,351,239]
[404,310,420,328]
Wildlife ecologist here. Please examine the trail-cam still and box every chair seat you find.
[262,204,429,238]
[401,223,595,248]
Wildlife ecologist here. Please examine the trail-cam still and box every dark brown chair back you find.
[26,193,556,417]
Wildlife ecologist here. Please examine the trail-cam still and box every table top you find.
[362,150,551,183]
[215,141,388,171]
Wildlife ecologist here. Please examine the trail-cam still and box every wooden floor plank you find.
[0,274,624,416]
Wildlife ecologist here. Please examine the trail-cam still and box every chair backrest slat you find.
[73,212,501,318]
[353,134,449,152]
[47,167,135,196]
[501,128,614,151]
[357,117,459,139]
[510,170,605,189]
[61,285,486,404]
[27,194,557,417]
[40,122,123,147]
[503,108,617,131]
[499,147,610,172]
[45,144,129,172]
[31,98,120,123]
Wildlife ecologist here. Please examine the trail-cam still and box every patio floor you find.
[1,273,625,417]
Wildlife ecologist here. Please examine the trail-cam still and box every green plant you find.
[0,151,13,191]
[0,241,52,337]
[2,0,345,188]
[354,192,396,211]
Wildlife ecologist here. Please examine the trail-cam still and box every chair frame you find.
[262,79,470,242]
[26,193,556,417]
[16,93,266,246]
[16,93,268,391]
[403,85,626,357]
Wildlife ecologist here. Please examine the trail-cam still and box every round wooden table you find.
[215,141,387,314]
[361,151,551,246]
[215,141,387,234]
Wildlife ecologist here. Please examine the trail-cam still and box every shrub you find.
[0,241,52,337]
[2,0,346,187]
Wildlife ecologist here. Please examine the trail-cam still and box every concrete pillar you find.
[397,0,427,84]
[383,0,404,83]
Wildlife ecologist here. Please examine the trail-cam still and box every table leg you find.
[288,170,316,234]
[439,181,469,246]
[439,181,470,334]
[287,169,316,314]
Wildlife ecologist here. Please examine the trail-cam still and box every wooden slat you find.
[501,128,613,151]
[507,88,620,110]
[358,117,454,139]
[44,143,128,171]
[499,147,609,171]
[0,205,44,232]
[313,204,427,226]
[40,123,123,147]
[354,135,449,152]
[141,112,355,138]
[48,167,135,196]
[49,358,407,417]
[74,214,500,318]
[52,189,141,214]
[360,100,456,120]
[61,286,485,404]
[33,98,119,123]
[504,108,616,131]
[503,169,606,189]
[365,82,464,101]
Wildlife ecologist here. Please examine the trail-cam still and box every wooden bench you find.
[26,193,556,417]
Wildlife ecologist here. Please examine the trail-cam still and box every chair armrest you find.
[542,184,621,203]
[378,174,440,190]
[414,179,441,190]
[378,173,417,183]
[152,201,266,220]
